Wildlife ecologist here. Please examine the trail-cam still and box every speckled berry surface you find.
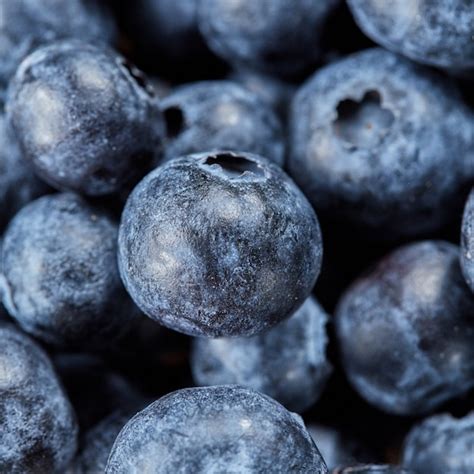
[335,241,474,415]
[347,0,474,71]
[461,189,474,292]
[1,193,136,347]
[161,81,285,166]
[106,386,328,473]
[118,151,322,337]
[6,40,163,196]
[0,323,78,473]
[333,466,414,474]
[402,412,474,474]
[289,48,474,238]
[191,296,331,412]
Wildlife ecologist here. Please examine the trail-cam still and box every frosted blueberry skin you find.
[6,40,164,196]
[1,193,136,347]
[74,410,133,474]
[0,323,78,473]
[335,241,474,415]
[118,151,322,337]
[402,412,474,474]
[0,0,116,105]
[347,0,474,72]
[106,386,328,474]
[191,297,331,412]
[198,0,339,77]
[461,190,474,292]
[0,114,49,232]
[333,466,413,474]
[289,48,474,239]
[161,81,285,166]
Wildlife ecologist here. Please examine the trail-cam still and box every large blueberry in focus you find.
[1,193,136,347]
[0,323,78,473]
[161,81,285,166]
[106,386,328,473]
[461,189,474,292]
[402,412,474,474]
[335,241,474,415]
[191,297,331,412]
[289,48,474,239]
[0,113,49,232]
[347,0,474,72]
[198,0,339,77]
[6,40,163,196]
[118,151,322,337]
[0,0,116,105]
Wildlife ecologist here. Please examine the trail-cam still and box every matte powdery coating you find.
[118,151,322,337]
[461,190,474,292]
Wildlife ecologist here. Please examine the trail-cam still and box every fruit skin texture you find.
[6,40,163,196]
[402,412,474,474]
[118,151,322,337]
[333,466,413,474]
[347,0,474,71]
[198,0,339,77]
[0,0,116,104]
[161,81,285,166]
[461,189,474,292]
[191,296,331,412]
[335,241,474,415]
[289,48,474,239]
[0,323,78,473]
[1,193,136,347]
[106,385,328,474]
[0,113,48,232]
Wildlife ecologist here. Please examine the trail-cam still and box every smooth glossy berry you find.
[118,151,322,337]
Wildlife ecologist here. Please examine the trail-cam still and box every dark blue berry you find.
[6,40,163,196]
[347,0,474,72]
[198,0,339,77]
[333,466,414,474]
[402,412,474,474]
[289,48,474,239]
[1,193,136,347]
[161,81,285,166]
[191,296,331,412]
[118,151,322,337]
[461,189,474,292]
[0,323,78,473]
[106,386,328,473]
[335,241,474,415]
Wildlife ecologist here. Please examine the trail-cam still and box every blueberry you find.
[289,48,474,239]
[191,296,331,412]
[335,241,474,415]
[402,412,474,474]
[229,70,296,119]
[161,81,285,166]
[308,425,375,471]
[1,193,136,347]
[0,113,49,232]
[0,323,78,473]
[347,0,474,72]
[333,466,413,474]
[461,189,474,292]
[106,386,328,473]
[74,410,135,474]
[198,0,339,77]
[118,151,322,337]
[6,40,163,196]
[0,0,116,105]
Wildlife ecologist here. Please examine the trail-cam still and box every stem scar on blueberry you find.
[163,106,185,138]
[119,58,155,98]
[201,153,266,179]
[332,90,395,149]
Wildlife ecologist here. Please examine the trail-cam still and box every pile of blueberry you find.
[1,1,473,473]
